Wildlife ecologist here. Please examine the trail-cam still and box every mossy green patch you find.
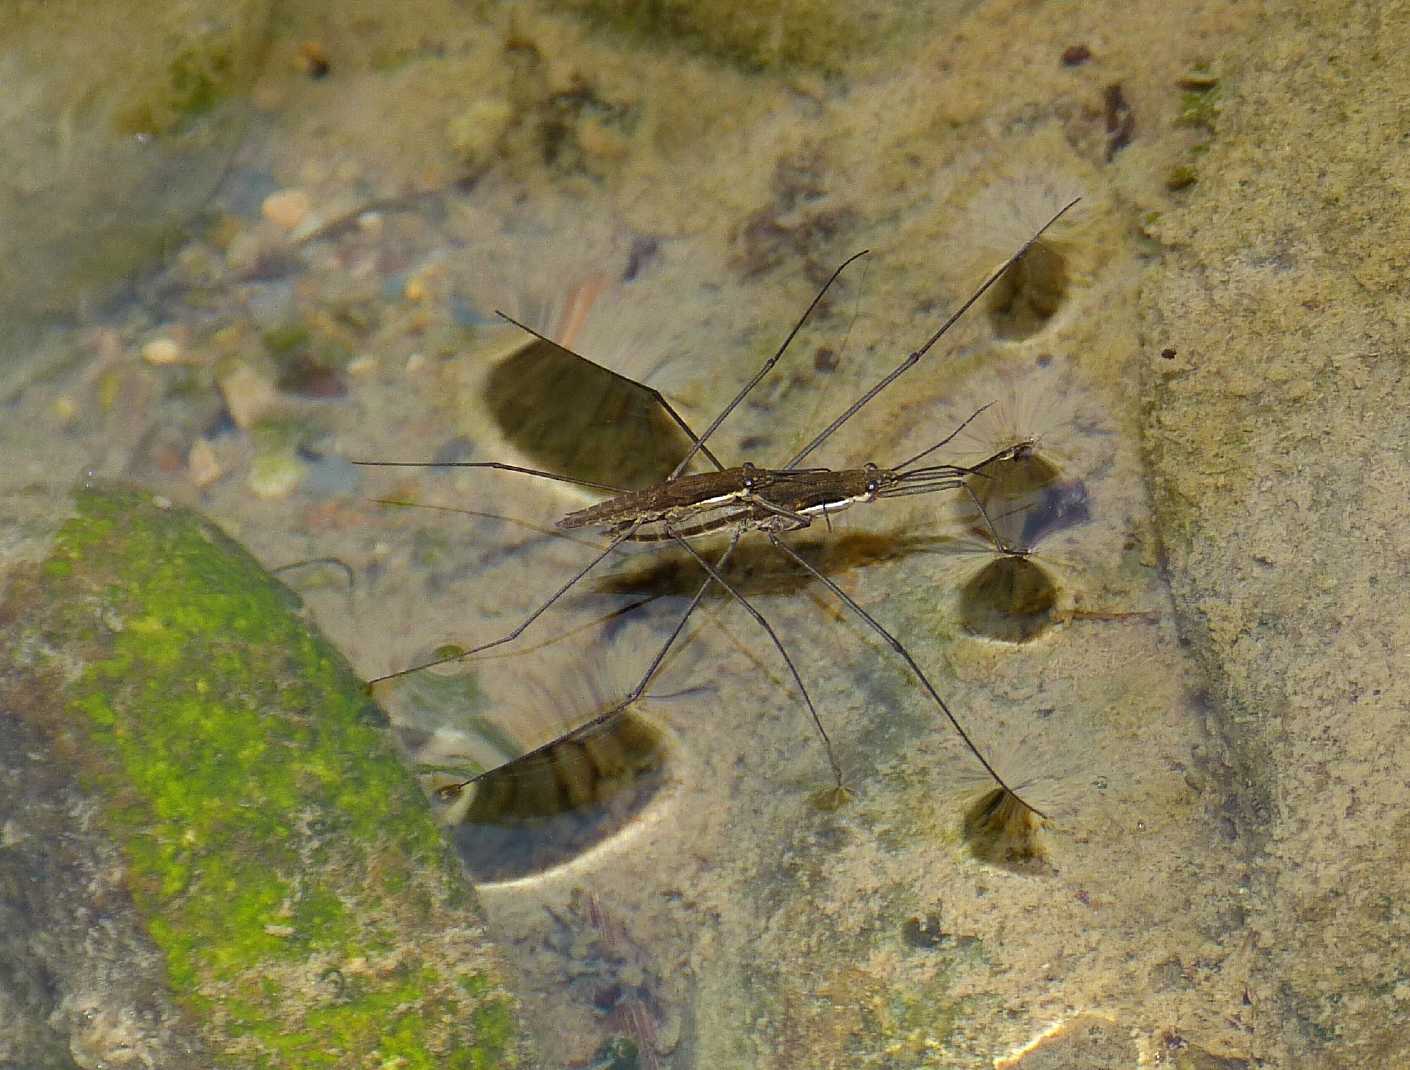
[262,322,314,357]
[19,484,522,1068]
[1166,163,1199,191]
[545,0,933,73]
[115,18,263,137]
[1176,84,1222,131]
[865,975,983,1064]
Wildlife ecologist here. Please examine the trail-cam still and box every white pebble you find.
[262,188,311,231]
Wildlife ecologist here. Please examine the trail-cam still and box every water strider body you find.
[354,198,1079,818]
[558,445,1030,543]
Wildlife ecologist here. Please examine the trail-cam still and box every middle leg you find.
[669,529,844,790]
[767,533,1045,818]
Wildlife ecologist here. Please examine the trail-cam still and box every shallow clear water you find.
[12,3,1396,1067]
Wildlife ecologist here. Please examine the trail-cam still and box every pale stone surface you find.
[1139,5,1410,1066]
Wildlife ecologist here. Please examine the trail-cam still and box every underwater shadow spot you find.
[442,712,667,883]
[484,337,688,492]
[986,238,1068,340]
[959,555,1059,643]
[962,788,1052,874]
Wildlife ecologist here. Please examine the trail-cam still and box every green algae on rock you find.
[544,0,935,72]
[9,484,523,1069]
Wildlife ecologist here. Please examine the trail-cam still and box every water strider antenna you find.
[668,250,870,479]
[785,197,1081,471]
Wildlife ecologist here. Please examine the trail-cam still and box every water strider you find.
[355,197,1080,819]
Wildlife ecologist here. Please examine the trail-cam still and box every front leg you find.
[747,493,814,534]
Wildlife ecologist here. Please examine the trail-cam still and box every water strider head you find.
[867,460,973,501]
[742,461,965,527]
[746,435,1039,533]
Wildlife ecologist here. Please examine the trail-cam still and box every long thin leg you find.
[355,304,737,483]
[767,533,1046,818]
[670,532,844,789]
[744,493,813,532]
[495,311,728,473]
[270,556,355,590]
[610,532,738,712]
[785,198,1080,470]
[351,457,627,493]
[959,480,1025,557]
[952,440,1048,555]
[367,497,607,550]
[671,250,870,479]
[457,535,740,789]
[892,402,995,472]
[368,521,643,685]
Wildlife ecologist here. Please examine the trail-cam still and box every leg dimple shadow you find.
[959,555,1059,643]
[974,446,1089,550]
[959,443,1089,642]
[440,712,667,883]
[987,239,1068,340]
[483,338,688,491]
[962,788,1051,873]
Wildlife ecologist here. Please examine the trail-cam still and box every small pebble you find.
[403,262,446,303]
[247,451,305,499]
[211,325,244,352]
[223,230,265,273]
[262,188,312,231]
[142,336,183,365]
[1176,70,1220,90]
[188,438,223,488]
[154,445,185,474]
[297,41,330,79]
[577,116,629,162]
[346,355,379,377]
[217,364,279,429]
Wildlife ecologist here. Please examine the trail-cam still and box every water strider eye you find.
[864,461,881,495]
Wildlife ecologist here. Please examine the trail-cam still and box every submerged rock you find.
[0,483,525,1069]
